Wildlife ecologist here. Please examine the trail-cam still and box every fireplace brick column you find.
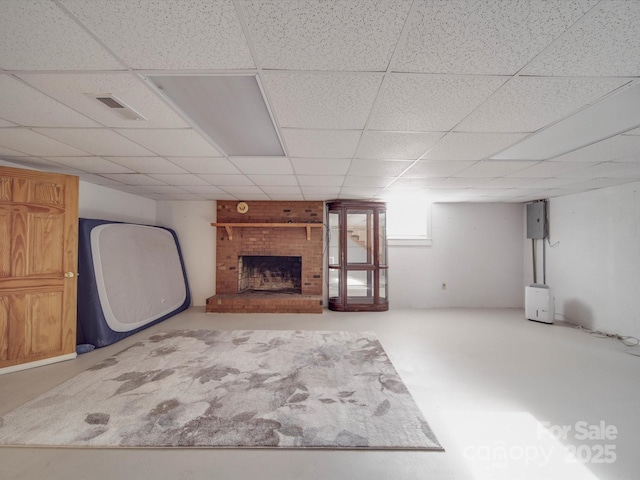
[206,201,324,313]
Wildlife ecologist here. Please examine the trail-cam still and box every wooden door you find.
[0,166,79,371]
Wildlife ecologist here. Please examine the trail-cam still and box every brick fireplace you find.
[206,201,324,313]
[238,255,302,294]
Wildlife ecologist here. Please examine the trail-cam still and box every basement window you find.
[385,195,432,246]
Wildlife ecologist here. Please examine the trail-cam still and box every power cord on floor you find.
[556,313,640,356]
[573,324,640,357]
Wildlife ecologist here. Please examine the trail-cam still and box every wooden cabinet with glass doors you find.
[327,201,388,311]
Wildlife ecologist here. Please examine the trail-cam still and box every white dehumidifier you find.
[525,284,555,324]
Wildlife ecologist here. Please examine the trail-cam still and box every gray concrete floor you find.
[1,307,638,480]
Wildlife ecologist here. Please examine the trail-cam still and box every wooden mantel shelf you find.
[211,222,322,241]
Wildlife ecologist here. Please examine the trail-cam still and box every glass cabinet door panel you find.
[328,267,341,301]
[378,210,387,266]
[346,270,373,302]
[328,211,341,267]
[379,268,388,303]
[346,210,373,264]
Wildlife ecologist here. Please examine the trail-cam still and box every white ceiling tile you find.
[139,185,189,194]
[140,193,168,200]
[343,176,394,188]
[43,156,134,174]
[42,166,90,177]
[116,129,221,157]
[454,160,537,178]
[475,177,540,188]
[179,186,226,195]
[147,174,209,186]
[101,174,167,186]
[522,177,582,189]
[169,157,238,174]
[470,190,521,200]
[197,174,254,186]
[61,0,254,69]
[103,184,151,194]
[107,157,187,174]
[564,178,640,189]
[230,157,293,175]
[427,189,470,200]
[232,194,273,201]
[522,1,640,76]
[423,133,527,161]
[242,0,411,71]
[260,186,302,195]
[1,157,71,172]
[551,135,640,162]
[0,129,88,156]
[395,0,596,75]
[356,131,445,160]
[19,73,189,129]
[436,177,494,188]
[200,193,237,200]
[348,159,412,177]
[492,188,539,197]
[559,162,640,179]
[34,128,154,156]
[301,186,341,196]
[379,177,446,189]
[497,194,543,203]
[304,196,337,201]
[283,129,361,158]
[248,175,298,186]
[0,0,636,203]
[505,161,594,178]
[535,190,579,200]
[502,187,549,195]
[291,158,351,175]
[76,174,125,186]
[403,160,475,178]
[0,76,98,127]
[339,187,382,197]
[297,175,345,187]
[269,194,306,201]
[156,193,206,201]
[457,77,627,133]
[461,188,513,197]
[369,74,506,131]
[382,184,425,194]
[0,145,27,156]
[614,154,640,164]
[219,185,265,195]
[0,0,122,70]
[264,72,382,129]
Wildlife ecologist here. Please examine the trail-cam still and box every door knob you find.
[64,272,76,278]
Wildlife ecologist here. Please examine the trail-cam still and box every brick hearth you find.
[206,201,324,313]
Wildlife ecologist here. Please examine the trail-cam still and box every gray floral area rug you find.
[0,330,442,450]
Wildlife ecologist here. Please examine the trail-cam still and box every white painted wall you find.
[539,181,640,338]
[390,203,524,308]
[79,182,156,224]
[156,201,217,306]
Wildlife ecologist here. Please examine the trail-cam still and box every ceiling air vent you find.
[87,94,146,121]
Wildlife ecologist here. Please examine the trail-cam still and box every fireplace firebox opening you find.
[238,256,302,294]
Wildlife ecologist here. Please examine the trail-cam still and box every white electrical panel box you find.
[527,202,546,239]
[525,284,555,324]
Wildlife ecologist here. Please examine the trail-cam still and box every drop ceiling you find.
[1,0,639,203]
